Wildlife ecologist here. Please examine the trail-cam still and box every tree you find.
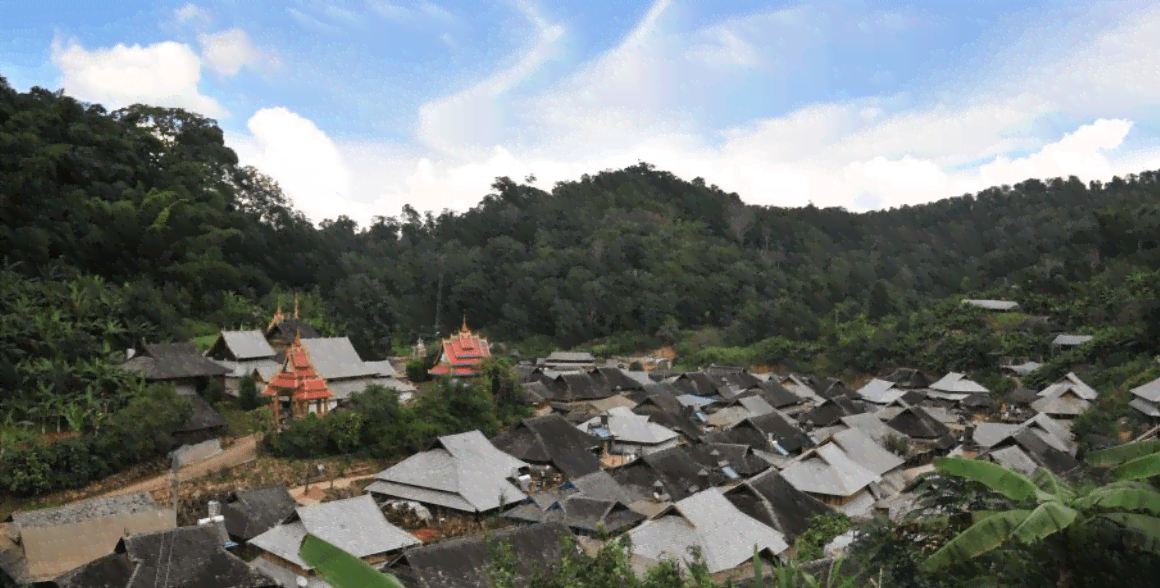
[922,455,1160,587]
[238,374,264,410]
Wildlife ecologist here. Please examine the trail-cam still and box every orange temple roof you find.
[429,319,491,377]
[264,340,332,401]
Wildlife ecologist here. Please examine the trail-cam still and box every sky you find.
[3,0,1160,226]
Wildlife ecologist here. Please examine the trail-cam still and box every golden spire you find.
[294,294,300,319]
[267,303,285,332]
[462,313,469,334]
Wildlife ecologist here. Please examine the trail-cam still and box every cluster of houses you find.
[6,298,1159,588]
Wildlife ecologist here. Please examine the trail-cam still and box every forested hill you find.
[4,75,1160,362]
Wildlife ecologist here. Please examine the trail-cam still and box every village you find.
[2,296,1157,588]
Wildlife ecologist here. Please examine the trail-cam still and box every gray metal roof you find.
[830,427,905,476]
[1132,376,1160,403]
[364,360,400,378]
[929,372,990,394]
[1051,334,1094,347]
[122,343,231,380]
[1031,389,1093,416]
[1003,361,1043,375]
[580,407,679,445]
[299,337,376,380]
[628,488,788,574]
[217,330,276,360]
[972,423,1019,448]
[856,379,906,405]
[370,431,529,513]
[1131,397,1160,417]
[737,395,775,416]
[838,413,895,445]
[544,351,596,363]
[780,443,880,497]
[988,445,1039,475]
[962,299,1019,311]
[250,496,418,568]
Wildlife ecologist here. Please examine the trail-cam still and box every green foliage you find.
[406,358,432,382]
[794,512,853,562]
[0,385,189,496]
[298,534,406,588]
[238,374,266,411]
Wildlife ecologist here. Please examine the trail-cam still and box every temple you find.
[263,333,332,427]
[429,316,491,378]
[264,295,321,354]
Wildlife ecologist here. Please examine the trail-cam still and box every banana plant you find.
[298,534,406,588]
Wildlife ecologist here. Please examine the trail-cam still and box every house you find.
[856,378,907,405]
[632,383,705,441]
[540,372,615,403]
[51,523,274,588]
[801,396,867,428]
[298,337,388,401]
[490,414,603,479]
[723,470,833,543]
[429,319,492,378]
[882,368,934,389]
[363,360,418,394]
[1130,376,1160,418]
[839,412,905,446]
[667,372,733,400]
[264,302,322,354]
[221,487,299,543]
[961,299,1019,311]
[627,488,788,581]
[779,443,882,517]
[929,372,990,395]
[1031,372,1098,417]
[205,330,282,394]
[779,374,824,403]
[262,335,334,426]
[704,411,814,456]
[366,431,529,514]
[1016,413,1078,455]
[249,495,419,585]
[588,367,649,392]
[884,406,955,448]
[1002,361,1044,376]
[121,342,231,396]
[578,407,681,457]
[1051,334,1094,350]
[540,351,598,371]
[982,429,1083,477]
[608,444,765,505]
[0,493,176,586]
[504,495,645,536]
[385,522,574,588]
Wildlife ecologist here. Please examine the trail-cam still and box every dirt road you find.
[101,434,261,498]
[287,473,375,505]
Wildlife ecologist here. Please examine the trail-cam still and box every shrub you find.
[794,511,852,561]
[238,374,266,410]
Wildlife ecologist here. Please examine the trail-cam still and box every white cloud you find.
[415,0,564,156]
[51,39,225,117]
[197,28,277,77]
[175,3,211,24]
[229,3,1160,226]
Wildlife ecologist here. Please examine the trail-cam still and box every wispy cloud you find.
[197,28,279,77]
[175,3,211,25]
[368,1,458,25]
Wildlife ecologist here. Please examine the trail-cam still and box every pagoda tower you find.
[263,333,332,428]
[428,314,491,378]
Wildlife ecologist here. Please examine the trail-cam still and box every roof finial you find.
[268,302,285,332]
[462,312,469,334]
[294,294,300,319]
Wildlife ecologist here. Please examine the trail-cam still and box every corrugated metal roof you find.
[1031,390,1093,416]
[856,379,906,405]
[738,395,775,416]
[780,444,880,498]
[929,372,990,394]
[296,495,419,558]
[972,423,1019,448]
[838,413,894,444]
[629,489,787,574]
[1131,376,1160,403]
[831,428,905,476]
[988,445,1039,475]
[1052,334,1094,346]
[1131,397,1160,417]
[217,330,276,360]
[299,337,376,380]
[122,343,231,380]
[1037,373,1098,400]
[364,360,400,378]
[962,299,1019,311]
[370,431,529,513]
[580,407,679,446]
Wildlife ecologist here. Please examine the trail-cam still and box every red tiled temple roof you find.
[264,340,332,401]
[429,319,491,377]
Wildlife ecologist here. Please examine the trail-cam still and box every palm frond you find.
[1077,485,1160,515]
[1101,512,1160,554]
[923,510,1032,571]
[934,457,1045,502]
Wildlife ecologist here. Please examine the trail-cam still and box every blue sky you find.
[3,0,1160,225]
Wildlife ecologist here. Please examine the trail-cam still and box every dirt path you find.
[101,434,261,498]
[287,473,376,505]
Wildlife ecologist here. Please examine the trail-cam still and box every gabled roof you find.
[568,470,645,504]
[667,372,730,399]
[387,522,573,588]
[544,351,596,363]
[1002,361,1043,376]
[972,423,1020,448]
[987,429,1082,477]
[882,368,933,389]
[590,367,648,391]
[208,330,276,362]
[961,299,1019,311]
[707,411,813,455]
[629,489,788,574]
[263,340,332,403]
[122,343,231,380]
[250,495,419,570]
[430,325,492,377]
[1131,376,1160,403]
[175,393,228,434]
[504,496,645,535]
[1019,413,1076,455]
[1038,373,1098,400]
[723,470,831,542]
[299,337,376,380]
[1051,334,1094,347]
[580,407,679,446]
[830,427,905,476]
[364,360,400,378]
[838,413,897,445]
[367,431,529,513]
[885,406,952,440]
[1031,389,1093,416]
[221,486,298,541]
[610,444,750,503]
[856,379,906,405]
[265,318,321,342]
[1007,387,1041,405]
[803,396,866,427]
[54,524,274,588]
[633,383,704,440]
[1131,397,1160,417]
[780,443,881,498]
[544,372,613,401]
[2,493,175,584]
[491,414,602,478]
[929,372,990,394]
